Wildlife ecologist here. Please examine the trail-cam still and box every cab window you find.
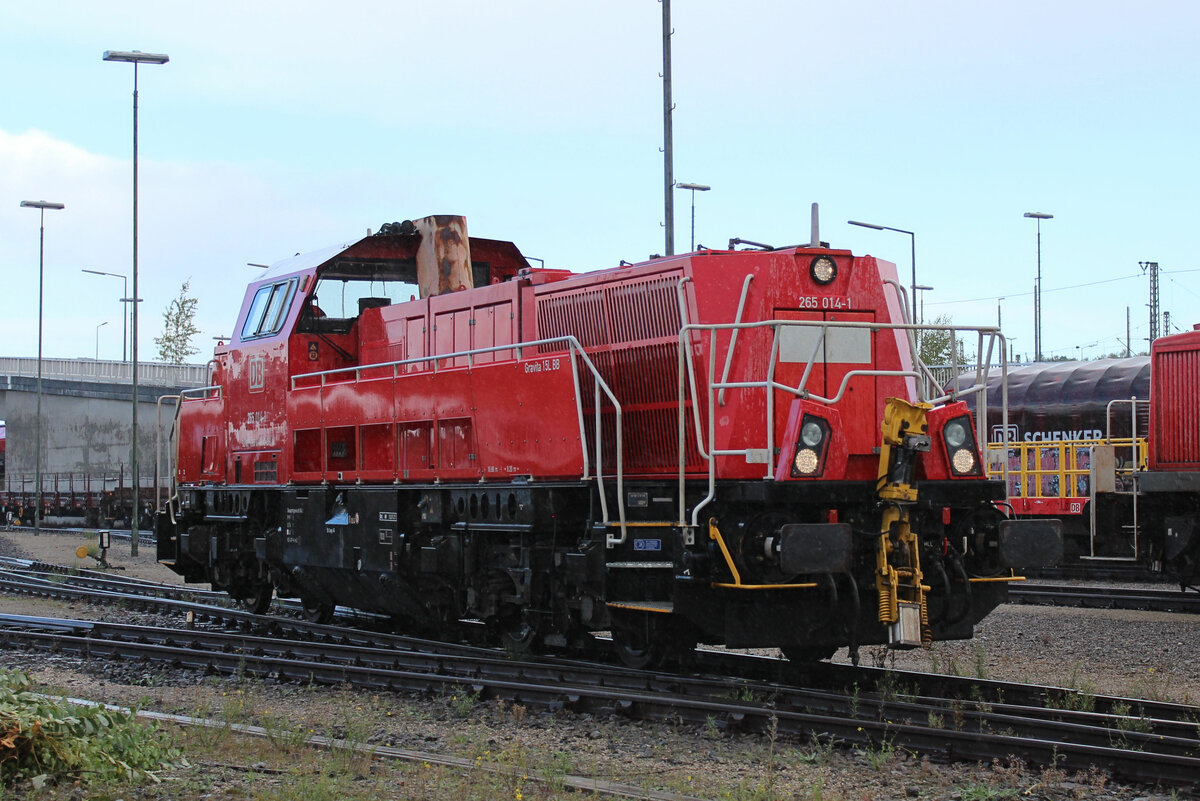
[240,279,297,340]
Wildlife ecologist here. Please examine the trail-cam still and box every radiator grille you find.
[1155,349,1200,465]
[537,275,700,472]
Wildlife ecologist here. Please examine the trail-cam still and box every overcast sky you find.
[2,1,1197,365]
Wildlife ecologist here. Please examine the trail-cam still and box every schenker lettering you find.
[1024,429,1103,442]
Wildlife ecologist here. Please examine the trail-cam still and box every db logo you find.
[247,355,265,392]
[991,424,1019,443]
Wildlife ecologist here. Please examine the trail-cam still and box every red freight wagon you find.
[958,328,1200,585]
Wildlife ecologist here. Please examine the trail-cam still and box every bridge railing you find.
[0,357,208,387]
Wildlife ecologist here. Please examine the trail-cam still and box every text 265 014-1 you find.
[798,296,852,310]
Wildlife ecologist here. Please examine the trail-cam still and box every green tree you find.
[154,279,200,363]
[918,314,966,365]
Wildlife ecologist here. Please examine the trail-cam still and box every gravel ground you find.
[2,528,1196,800]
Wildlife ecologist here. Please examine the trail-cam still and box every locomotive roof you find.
[953,357,1151,411]
[258,242,353,280]
[253,231,531,283]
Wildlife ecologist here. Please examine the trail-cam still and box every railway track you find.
[1008,582,1200,613]
[2,564,1199,790]
[3,609,1198,789]
[1022,563,1170,583]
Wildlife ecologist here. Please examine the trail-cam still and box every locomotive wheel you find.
[236,581,274,615]
[611,612,697,670]
[612,623,662,670]
[500,620,540,655]
[781,644,837,664]
[301,596,334,624]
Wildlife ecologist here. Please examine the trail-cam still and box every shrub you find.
[0,669,180,788]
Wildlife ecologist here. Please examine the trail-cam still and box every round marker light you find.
[793,448,820,475]
[810,256,837,285]
[944,419,968,449]
[801,421,824,447]
[951,448,976,474]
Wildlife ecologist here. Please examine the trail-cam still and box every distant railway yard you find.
[2,528,1197,800]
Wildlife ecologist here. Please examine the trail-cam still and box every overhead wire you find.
[927,267,1200,307]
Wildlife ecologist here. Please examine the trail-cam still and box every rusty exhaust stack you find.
[414,215,472,298]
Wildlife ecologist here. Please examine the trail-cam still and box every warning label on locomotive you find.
[633,538,662,551]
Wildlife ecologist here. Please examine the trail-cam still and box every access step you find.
[606,600,674,614]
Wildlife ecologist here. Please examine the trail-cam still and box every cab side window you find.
[240,279,297,340]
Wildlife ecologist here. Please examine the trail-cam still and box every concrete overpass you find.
[1,357,208,491]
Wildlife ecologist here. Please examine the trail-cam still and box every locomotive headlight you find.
[944,419,968,449]
[951,448,976,474]
[790,413,831,478]
[810,256,837,285]
[800,421,824,447]
[793,448,820,475]
[941,414,983,476]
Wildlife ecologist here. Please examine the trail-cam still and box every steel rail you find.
[1008,583,1200,614]
[692,650,1200,727]
[0,563,229,604]
[90,702,705,801]
[5,563,1200,787]
[6,562,1199,724]
[2,614,1197,789]
[5,561,1199,728]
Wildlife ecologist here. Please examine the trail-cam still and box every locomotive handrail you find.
[155,394,182,520]
[675,277,711,463]
[289,336,627,544]
[884,277,993,404]
[171,385,221,524]
[179,384,223,401]
[1102,397,1148,562]
[678,317,1009,528]
[882,278,924,396]
[716,273,755,407]
[1105,398,1147,462]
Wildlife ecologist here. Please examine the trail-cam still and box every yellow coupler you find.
[875,398,934,648]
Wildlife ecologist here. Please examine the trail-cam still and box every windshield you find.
[311,276,420,318]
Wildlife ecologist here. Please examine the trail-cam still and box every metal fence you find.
[0,357,208,387]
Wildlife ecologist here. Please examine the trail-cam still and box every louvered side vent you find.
[537,275,702,473]
[536,289,608,352]
[1156,349,1200,466]
[605,276,682,343]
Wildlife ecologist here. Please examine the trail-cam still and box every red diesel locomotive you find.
[157,214,1058,666]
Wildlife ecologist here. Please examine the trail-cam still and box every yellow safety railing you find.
[985,437,1147,500]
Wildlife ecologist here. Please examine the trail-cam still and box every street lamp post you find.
[847,220,917,321]
[20,200,66,537]
[95,321,109,360]
[1024,212,1053,362]
[104,48,169,556]
[913,285,934,327]
[81,269,128,361]
[675,182,710,252]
